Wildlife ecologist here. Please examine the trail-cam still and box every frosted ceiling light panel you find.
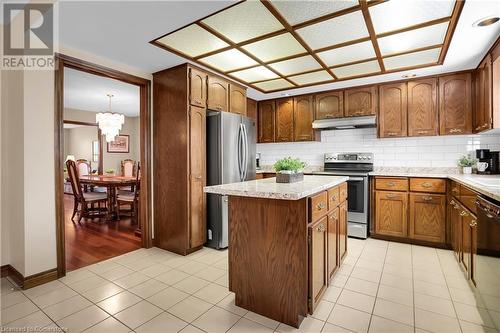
[242,33,306,62]
[297,11,369,50]
[369,0,455,34]
[378,23,448,55]
[269,55,322,75]
[201,1,284,43]
[383,48,441,70]
[253,78,294,91]
[271,0,358,25]
[230,66,279,82]
[332,60,380,78]
[289,70,332,85]
[318,41,376,66]
[199,49,257,72]
[156,24,229,57]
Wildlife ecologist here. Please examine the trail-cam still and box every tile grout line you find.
[366,240,389,333]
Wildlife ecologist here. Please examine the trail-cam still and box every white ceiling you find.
[64,67,140,117]
[58,0,500,100]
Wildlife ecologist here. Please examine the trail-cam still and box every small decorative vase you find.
[462,166,472,174]
[276,171,304,183]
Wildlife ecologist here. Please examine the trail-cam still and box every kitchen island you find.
[204,175,348,328]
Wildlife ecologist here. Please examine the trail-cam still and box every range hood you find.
[312,115,376,130]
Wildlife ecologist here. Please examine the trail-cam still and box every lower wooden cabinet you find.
[339,201,348,261]
[308,216,328,311]
[409,193,446,243]
[327,208,339,280]
[450,199,462,261]
[375,191,408,237]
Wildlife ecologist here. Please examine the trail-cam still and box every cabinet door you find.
[473,55,493,133]
[375,191,407,237]
[258,100,275,143]
[276,98,294,142]
[461,211,472,274]
[344,86,377,117]
[449,199,462,261]
[207,76,229,112]
[294,95,314,141]
[408,78,438,136]
[409,193,446,243]
[308,216,328,312]
[339,201,348,261]
[230,85,247,115]
[439,73,472,135]
[189,106,206,248]
[189,68,207,108]
[379,83,407,138]
[327,208,339,280]
[246,98,258,122]
[314,91,343,119]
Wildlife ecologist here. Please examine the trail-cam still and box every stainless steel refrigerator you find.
[206,110,256,249]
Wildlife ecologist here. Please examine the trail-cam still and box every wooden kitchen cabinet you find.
[315,90,344,119]
[375,191,407,237]
[439,73,473,135]
[327,208,339,280]
[294,95,314,141]
[246,98,257,122]
[473,55,493,133]
[379,83,408,138]
[407,78,438,137]
[207,75,229,112]
[308,216,328,312]
[344,86,377,117]
[189,67,206,108]
[339,201,348,261]
[450,199,462,261]
[409,193,446,243]
[258,100,275,143]
[276,98,294,142]
[230,84,247,115]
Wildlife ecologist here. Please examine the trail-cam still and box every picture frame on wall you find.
[107,134,130,153]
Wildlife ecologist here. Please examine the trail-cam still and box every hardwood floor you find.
[64,194,141,271]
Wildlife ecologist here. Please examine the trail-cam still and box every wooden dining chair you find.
[117,162,140,223]
[66,160,108,223]
[120,159,137,192]
[76,159,91,176]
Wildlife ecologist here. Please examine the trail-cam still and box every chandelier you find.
[96,94,125,142]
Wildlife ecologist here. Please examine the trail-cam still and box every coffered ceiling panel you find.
[242,33,306,62]
[270,0,358,25]
[152,0,463,93]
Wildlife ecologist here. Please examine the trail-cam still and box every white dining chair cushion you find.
[83,192,107,201]
[124,163,134,177]
[117,192,135,202]
[78,164,90,176]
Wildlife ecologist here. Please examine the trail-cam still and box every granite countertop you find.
[204,175,348,200]
[256,166,322,174]
[368,167,459,178]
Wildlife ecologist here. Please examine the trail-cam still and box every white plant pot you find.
[462,166,472,174]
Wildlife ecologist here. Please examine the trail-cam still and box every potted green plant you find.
[458,155,476,174]
[105,168,115,175]
[273,157,307,183]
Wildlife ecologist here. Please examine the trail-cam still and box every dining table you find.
[79,174,138,221]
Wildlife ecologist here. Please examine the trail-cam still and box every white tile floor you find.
[1,238,499,332]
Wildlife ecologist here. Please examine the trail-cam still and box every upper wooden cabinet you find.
[344,86,377,117]
[407,78,438,137]
[294,95,314,141]
[258,100,275,143]
[189,67,207,108]
[378,83,407,138]
[229,85,247,115]
[207,75,229,112]
[375,191,407,238]
[246,98,257,122]
[315,91,344,119]
[275,98,294,142]
[473,55,492,133]
[439,73,472,135]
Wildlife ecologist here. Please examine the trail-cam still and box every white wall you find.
[257,128,500,168]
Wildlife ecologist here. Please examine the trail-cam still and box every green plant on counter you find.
[273,157,307,173]
[105,168,115,174]
[457,155,477,167]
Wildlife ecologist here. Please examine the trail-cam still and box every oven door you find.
[347,176,368,224]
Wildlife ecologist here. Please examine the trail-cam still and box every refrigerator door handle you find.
[244,123,249,180]
[241,123,248,180]
[238,123,244,181]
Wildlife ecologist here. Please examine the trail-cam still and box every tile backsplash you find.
[257,128,500,168]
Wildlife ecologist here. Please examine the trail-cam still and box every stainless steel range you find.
[314,153,373,239]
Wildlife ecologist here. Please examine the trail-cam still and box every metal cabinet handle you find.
[386,194,398,199]
[386,132,398,136]
[331,195,337,201]
[316,223,326,232]
[452,188,459,193]
[422,196,433,201]
[470,220,477,227]
[316,202,326,210]
[194,176,202,180]
[417,130,428,134]
[386,182,396,187]
[460,210,468,216]
[421,182,433,188]
[449,128,463,133]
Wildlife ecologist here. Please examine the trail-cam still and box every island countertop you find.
[204,175,349,200]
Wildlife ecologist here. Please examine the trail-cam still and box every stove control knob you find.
[333,156,337,160]
[367,156,372,160]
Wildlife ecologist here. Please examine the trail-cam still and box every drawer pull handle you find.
[386,194,398,199]
[386,182,396,187]
[317,224,326,232]
[460,211,468,216]
[417,130,428,134]
[331,195,337,201]
[421,182,433,188]
[386,132,398,136]
[449,128,463,133]
[422,196,433,201]
[470,220,477,227]
[316,202,326,210]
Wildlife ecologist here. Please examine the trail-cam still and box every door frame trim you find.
[54,53,152,277]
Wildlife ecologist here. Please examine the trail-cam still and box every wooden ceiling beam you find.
[359,0,385,72]
[439,0,465,64]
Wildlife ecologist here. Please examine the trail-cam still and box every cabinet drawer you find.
[328,186,340,210]
[460,185,478,214]
[410,178,446,193]
[375,178,408,191]
[339,183,348,202]
[450,181,460,197]
[310,191,328,222]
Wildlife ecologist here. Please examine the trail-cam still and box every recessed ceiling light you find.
[473,16,500,27]
[402,74,417,78]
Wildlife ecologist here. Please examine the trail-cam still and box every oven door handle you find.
[348,177,365,181]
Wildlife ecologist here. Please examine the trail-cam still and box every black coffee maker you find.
[476,149,500,174]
